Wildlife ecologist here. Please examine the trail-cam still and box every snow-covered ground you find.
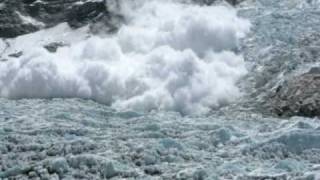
[1,98,320,179]
[1,0,320,179]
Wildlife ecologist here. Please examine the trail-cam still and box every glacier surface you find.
[1,0,320,179]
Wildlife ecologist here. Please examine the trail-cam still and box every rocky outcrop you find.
[0,0,244,38]
[43,42,68,53]
[0,0,118,38]
[194,0,246,5]
[225,0,246,5]
[0,1,40,38]
[272,67,320,117]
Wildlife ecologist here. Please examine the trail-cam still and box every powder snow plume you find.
[0,0,250,115]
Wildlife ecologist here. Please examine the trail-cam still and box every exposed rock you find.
[44,42,68,53]
[271,67,320,117]
[0,0,40,38]
[29,0,110,29]
[194,0,246,5]
[225,0,246,5]
[8,51,23,58]
[0,0,118,38]
[66,1,107,28]
[0,0,245,38]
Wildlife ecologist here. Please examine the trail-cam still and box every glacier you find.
[0,0,320,179]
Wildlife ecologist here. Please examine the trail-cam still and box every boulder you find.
[44,42,68,53]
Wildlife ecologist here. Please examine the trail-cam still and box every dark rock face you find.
[0,0,243,38]
[272,67,320,117]
[43,42,68,53]
[66,1,107,28]
[225,0,245,5]
[0,1,40,38]
[194,0,245,5]
[8,51,23,58]
[0,0,116,38]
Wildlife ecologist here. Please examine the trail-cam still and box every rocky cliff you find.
[0,0,120,38]
[0,0,244,38]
